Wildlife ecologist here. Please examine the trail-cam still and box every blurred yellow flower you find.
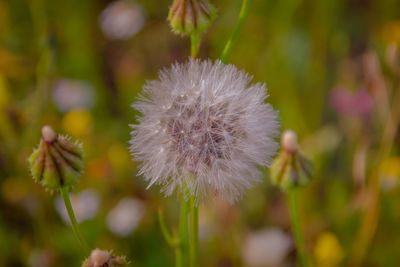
[61,109,92,137]
[108,143,130,172]
[313,231,344,267]
[382,21,400,45]
[381,157,400,177]
[380,157,400,191]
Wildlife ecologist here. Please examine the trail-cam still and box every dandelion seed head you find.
[130,59,279,203]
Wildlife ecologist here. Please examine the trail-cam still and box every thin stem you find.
[190,33,201,59]
[189,196,199,267]
[220,0,254,63]
[60,187,89,253]
[179,195,190,267]
[158,209,179,247]
[175,245,182,267]
[288,189,309,267]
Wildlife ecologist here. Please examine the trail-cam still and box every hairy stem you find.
[288,189,310,267]
[60,187,89,253]
[220,0,254,63]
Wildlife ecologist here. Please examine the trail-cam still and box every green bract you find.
[29,128,84,190]
[168,0,217,36]
[270,150,314,190]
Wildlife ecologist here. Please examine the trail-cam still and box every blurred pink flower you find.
[330,87,374,116]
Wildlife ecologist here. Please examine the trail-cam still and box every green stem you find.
[60,187,89,253]
[158,209,179,247]
[220,0,254,63]
[175,246,182,267]
[158,208,183,267]
[190,33,201,59]
[179,195,190,267]
[189,196,199,267]
[288,189,309,267]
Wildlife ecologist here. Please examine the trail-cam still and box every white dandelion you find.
[129,59,279,203]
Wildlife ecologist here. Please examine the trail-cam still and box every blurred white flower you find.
[28,249,54,267]
[55,189,100,224]
[100,0,145,40]
[130,59,279,203]
[106,198,145,237]
[242,228,292,267]
[52,79,95,112]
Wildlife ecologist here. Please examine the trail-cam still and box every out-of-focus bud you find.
[82,248,129,267]
[28,125,84,190]
[168,0,216,36]
[270,130,314,189]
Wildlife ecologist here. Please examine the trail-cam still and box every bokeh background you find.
[0,0,400,266]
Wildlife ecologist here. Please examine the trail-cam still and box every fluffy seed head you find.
[130,59,279,203]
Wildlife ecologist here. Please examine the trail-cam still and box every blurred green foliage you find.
[0,0,400,266]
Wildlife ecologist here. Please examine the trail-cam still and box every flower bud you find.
[281,129,298,153]
[82,248,129,267]
[270,130,314,189]
[168,0,216,36]
[28,125,84,190]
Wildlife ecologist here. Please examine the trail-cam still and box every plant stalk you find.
[179,195,190,267]
[288,189,309,267]
[189,196,199,267]
[220,0,254,63]
[60,187,89,253]
[191,33,201,59]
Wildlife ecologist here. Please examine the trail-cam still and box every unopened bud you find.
[42,125,56,143]
[270,130,314,189]
[28,126,84,190]
[281,129,298,153]
[168,0,216,36]
[82,248,129,267]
